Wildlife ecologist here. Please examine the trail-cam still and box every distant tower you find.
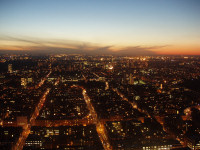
[129,73,134,85]
[160,84,163,89]
[8,64,13,73]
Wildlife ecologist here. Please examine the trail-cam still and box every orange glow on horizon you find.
[0,42,200,55]
[155,45,200,55]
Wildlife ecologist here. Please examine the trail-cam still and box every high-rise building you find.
[27,78,33,83]
[129,73,134,85]
[160,83,163,89]
[21,78,27,87]
[8,64,13,73]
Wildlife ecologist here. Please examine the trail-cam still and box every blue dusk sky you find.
[0,0,200,55]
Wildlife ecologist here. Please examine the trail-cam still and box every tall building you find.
[129,73,134,85]
[160,83,163,89]
[186,133,200,150]
[8,64,13,73]
[21,78,27,87]
[27,78,33,83]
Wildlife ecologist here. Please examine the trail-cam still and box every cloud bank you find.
[0,36,169,56]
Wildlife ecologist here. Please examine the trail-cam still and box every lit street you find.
[12,78,59,150]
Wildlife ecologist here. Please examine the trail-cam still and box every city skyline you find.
[0,0,200,55]
[1,54,200,149]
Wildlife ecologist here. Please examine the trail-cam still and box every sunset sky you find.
[0,0,200,55]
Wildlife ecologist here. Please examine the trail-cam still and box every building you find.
[17,116,27,128]
[8,64,13,73]
[21,78,27,87]
[129,73,134,85]
[186,133,200,150]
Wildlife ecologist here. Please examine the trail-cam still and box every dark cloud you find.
[0,36,168,55]
[0,36,44,45]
